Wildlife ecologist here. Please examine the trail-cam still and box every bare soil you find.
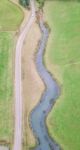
[22,22,44,148]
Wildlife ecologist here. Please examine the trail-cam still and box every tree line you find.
[19,0,80,8]
[19,0,45,7]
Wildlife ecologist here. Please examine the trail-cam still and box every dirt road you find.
[13,1,35,150]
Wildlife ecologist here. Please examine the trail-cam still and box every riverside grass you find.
[0,0,23,30]
[44,1,80,150]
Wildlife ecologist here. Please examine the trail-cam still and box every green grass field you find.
[44,1,80,150]
[0,32,13,142]
[0,0,23,30]
[0,0,23,144]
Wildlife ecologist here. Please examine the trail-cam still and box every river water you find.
[30,20,60,150]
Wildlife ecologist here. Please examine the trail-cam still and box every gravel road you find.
[13,1,35,150]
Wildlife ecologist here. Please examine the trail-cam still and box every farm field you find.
[0,0,23,30]
[0,0,23,145]
[0,32,13,143]
[44,1,80,150]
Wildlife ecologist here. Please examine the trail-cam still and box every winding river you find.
[30,19,60,150]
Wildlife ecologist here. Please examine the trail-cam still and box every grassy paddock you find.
[0,32,13,143]
[44,1,80,150]
[0,0,23,31]
[0,0,23,144]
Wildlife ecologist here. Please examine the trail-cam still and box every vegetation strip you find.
[30,13,60,150]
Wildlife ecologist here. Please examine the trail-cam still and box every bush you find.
[36,0,45,8]
[19,0,30,7]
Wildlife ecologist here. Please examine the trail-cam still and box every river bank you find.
[22,21,44,149]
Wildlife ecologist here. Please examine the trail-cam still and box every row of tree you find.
[19,0,45,8]
[19,0,80,8]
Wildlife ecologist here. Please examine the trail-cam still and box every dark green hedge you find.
[36,0,45,7]
[19,0,30,7]
[19,0,45,7]
[19,0,80,8]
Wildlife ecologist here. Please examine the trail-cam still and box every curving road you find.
[13,1,35,150]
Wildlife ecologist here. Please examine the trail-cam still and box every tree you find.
[19,0,46,8]
[36,0,45,8]
[19,0,30,7]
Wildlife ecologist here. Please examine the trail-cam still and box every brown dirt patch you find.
[22,22,44,149]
